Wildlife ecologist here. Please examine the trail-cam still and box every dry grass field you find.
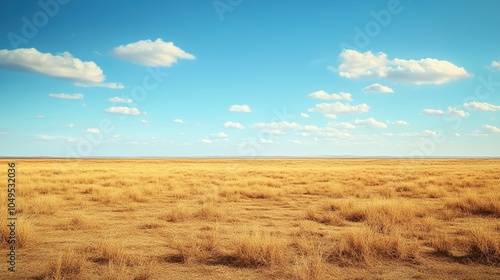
[1,158,500,279]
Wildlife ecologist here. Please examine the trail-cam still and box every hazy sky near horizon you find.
[1,0,500,157]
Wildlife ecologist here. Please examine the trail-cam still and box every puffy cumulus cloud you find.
[173,119,184,124]
[48,93,83,99]
[464,101,500,111]
[111,38,195,67]
[336,49,470,85]
[229,104,252,112]
[490,61,500,71]
[223,121,244,129]
[483,124,500,134]
[0,48,109,84]
[447,106,469,117]
[362,83,394,93]
[308,90,352,101]
[109,96,133,103]
[300,113,310,118]
[353,118,387,128]
[104,106,140,115]
[387,120,409,126]
[85,128,100,134]
[308,102,370,119]
[423,109,445,116]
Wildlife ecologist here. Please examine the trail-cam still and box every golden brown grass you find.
[1,158,499,279]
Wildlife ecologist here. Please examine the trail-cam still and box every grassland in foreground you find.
[0,159,499,279]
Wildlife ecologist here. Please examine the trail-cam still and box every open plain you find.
[0,159,499,279]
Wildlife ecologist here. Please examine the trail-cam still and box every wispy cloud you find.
[85,128,100,134]
[308,90,352,101]
[229,104,252,112]
[109,96,133,103]
[464,101,500,111]
[223,121,244,129]
[48,93,84,99]
[104,106,140,115]
[308,102,370,119]
[387,120,409,126]
[482,124,500,134]
[300,113,310,118]
[447,106,469,117]
[35,115,45,119]
[112,38,195,67]
[140,119,149,124]
[75,82,124,89]
[335,49,470,85]
[363,83,394,93]
[353,118,387,128]
[173,119,184,124]
[490,60,500,71]
[423,109,445,116]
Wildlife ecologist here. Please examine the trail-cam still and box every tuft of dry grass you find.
[160,203,191,222]
[328,227,420,266]
[446,192,500,217]
[43,250,85,280]
[84,240,132,266]
[231,230,287,268]
[466,226,500,265]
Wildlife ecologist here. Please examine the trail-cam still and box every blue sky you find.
[1,0,500,157]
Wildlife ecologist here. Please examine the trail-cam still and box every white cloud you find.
[109,96,133,103]
[388,120,409,126]
[229,104,252,112]
[173,119,184,124]
[353,118,387,129]
[48,93,83,99]
[0,48,111,84]
[212,132,228,138]
[104,106,140,115]
[75,82,124,89]
[423,130,437,136]
[251,121,300,135]
[464,101,500,111]
[37,135,80,142]
[363,83,394,93]
[223,121,244,129]
[328,122,356,129]
[490,61,500,71]
[85,128,100,134]
[447,106,469,117]
[300,113,310,118]
[308,102,370,118]
[201,138,212,144]
[140,119,149,124]
[67,123,74,128]
[111,38,195,67]
[308,90,352,101]
[35,115,45,119]
[483,124,500,134]
[251,122,350,138]
[336,49,470,85]
[423,109,445,116]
